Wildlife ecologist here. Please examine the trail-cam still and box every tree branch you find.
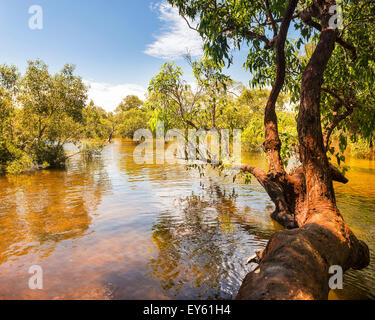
[181,14,199,31]
[297,0,338,206]
[297,6,358,61]
[263,0,298,174]
[329,163,348,184]
[264,0,278,37]
[322,88,355,150]
[336,37,357,61]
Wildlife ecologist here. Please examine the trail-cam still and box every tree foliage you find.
[168,0,375,163]
[0,60,89,173]
[115,95,144,113]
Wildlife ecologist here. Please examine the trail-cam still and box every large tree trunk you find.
[236,206,369,299]
[236,0,370,300]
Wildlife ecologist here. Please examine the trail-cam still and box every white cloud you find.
[145,1,203,60]
[85,80,146,112]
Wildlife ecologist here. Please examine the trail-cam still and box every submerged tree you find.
[0,60,90,173]
[83,100,114,142]
[147,62,203,130]
[147,60,238,132]
[169,0,373,299]
[190,57,232,128]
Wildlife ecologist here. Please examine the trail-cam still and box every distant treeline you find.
[1,59,374,174]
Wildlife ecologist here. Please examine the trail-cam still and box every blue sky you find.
[0,0,253,111]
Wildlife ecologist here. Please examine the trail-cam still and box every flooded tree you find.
[169,0,374,299]
[0,60,113,174]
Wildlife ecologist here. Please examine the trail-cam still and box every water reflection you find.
[0,140,373,300]
[331,155,375,299]
[148,183,279,299]
[0,157,111,299]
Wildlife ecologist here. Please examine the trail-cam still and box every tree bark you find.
[263,0,297,175]
[255,0,300,229]
[236,0,370,300]
[236,207,369,299]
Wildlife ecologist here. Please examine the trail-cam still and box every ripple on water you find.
[0,140,374,299]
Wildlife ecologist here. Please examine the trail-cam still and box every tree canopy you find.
[168,0,375,162]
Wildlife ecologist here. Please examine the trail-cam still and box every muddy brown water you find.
[0,139,374,299]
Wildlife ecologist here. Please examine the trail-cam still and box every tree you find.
[82,100,113,142]
[0,64,32,174]
[0,60,89,173]
[147,60,236,132]
[17,60,88,168]
[114,95,150,139]
[147,62,203,130]
[117,108,151,138]
[169,0,372,299]
[115,95,144,113]
[190,57,232,128]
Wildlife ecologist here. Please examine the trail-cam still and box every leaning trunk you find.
[236,205,369,299]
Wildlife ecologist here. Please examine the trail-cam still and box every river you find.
[0,139,374,299]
